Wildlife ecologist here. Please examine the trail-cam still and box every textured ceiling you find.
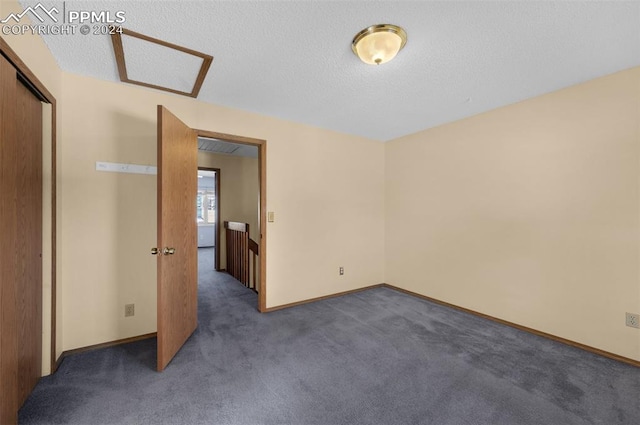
[21,0,640,141]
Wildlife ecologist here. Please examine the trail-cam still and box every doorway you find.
[156,106,267,371]
[196,136,261,298]
[197,168,220,273]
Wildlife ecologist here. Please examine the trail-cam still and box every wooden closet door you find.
[16,78,43,405]
[0,51,20,425]
[0,54,43,424]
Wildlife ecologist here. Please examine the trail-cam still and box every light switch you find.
[267,212,275,222]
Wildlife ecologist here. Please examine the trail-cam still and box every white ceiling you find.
[24,0,640,141]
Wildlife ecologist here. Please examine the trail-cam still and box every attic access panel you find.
[111,28,213,98]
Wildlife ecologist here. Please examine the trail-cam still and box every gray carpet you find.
[19,248,640,424]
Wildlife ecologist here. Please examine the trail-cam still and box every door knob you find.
[152,247,175,255]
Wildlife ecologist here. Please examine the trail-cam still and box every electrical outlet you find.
[626,312,639,329]
[125,304,135,317]
[339,267,344,276]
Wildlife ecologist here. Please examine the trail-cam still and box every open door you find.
[156,106,198,371]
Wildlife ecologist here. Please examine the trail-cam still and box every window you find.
[197,190,216,223]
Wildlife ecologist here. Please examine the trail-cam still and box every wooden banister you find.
[249,238,259,291]
[248,238,259,255]
[224,221,259,292]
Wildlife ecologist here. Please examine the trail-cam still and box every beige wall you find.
[1,0,63,374]
[198,152,259,268]
[41,103,53,374]
[386,67,640,361]
[58,72,385,351]
[58,73,160,351]
[0,2,62,96]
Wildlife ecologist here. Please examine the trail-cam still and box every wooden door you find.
[156,106,198,371]
[0,55,43,423]
[16,73,43,405]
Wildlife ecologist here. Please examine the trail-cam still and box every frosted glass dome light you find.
[352,24,407,65]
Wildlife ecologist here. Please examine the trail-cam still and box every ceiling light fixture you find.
[351,24,407,65]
